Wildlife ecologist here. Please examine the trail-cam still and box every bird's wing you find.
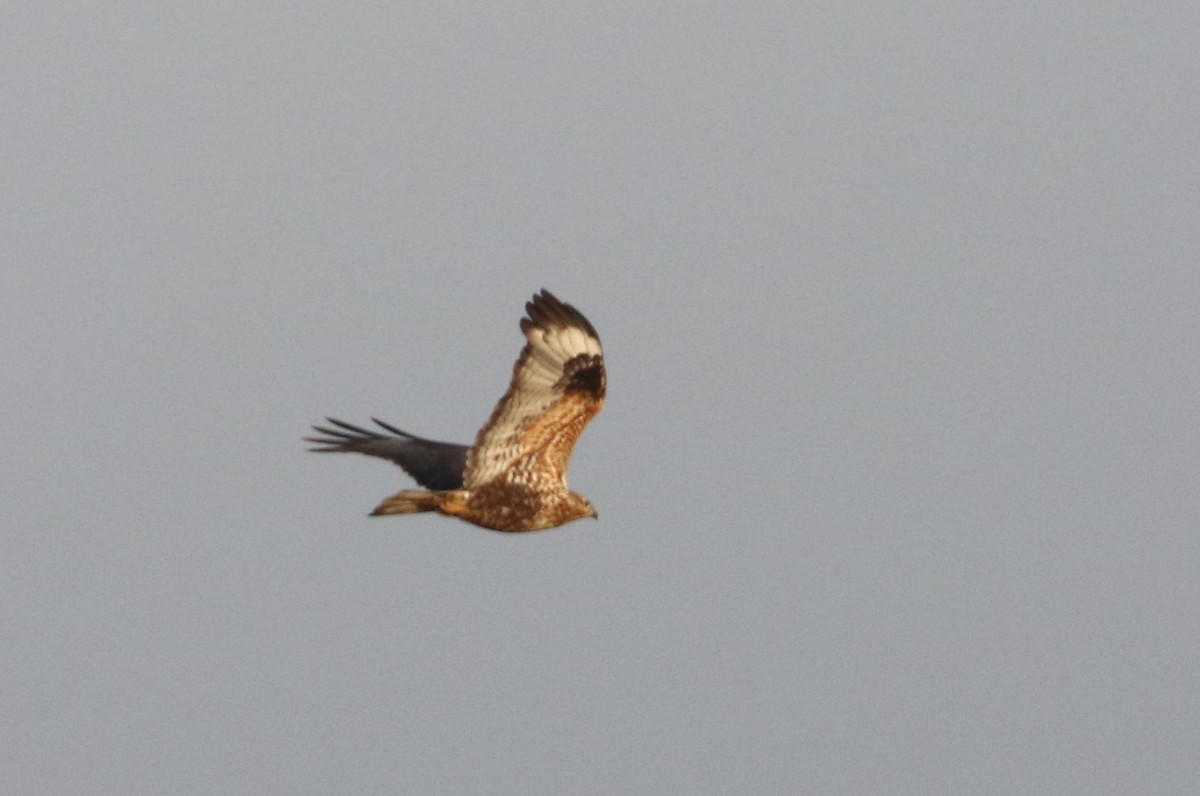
[463,290,606,489]
[306,417,468,490]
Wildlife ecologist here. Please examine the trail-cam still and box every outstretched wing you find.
[306,417,468,490]
[464,289,606,489]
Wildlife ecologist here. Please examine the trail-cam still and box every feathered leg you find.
[370,488,471,518]
[371,489,441,516]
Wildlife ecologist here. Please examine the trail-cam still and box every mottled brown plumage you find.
[307,290,605,532]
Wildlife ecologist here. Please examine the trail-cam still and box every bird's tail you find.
[371,489,442,516]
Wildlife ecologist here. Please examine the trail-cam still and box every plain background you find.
[5,3,1199,794]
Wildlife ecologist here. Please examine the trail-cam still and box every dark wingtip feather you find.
[371,417,412,437]
[524,289,600,340]
[324,417,377,435]
[305,417,384,451]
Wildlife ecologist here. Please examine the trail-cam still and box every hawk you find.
[307,290,605,532]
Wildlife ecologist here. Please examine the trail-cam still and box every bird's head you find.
[569,491,599,522]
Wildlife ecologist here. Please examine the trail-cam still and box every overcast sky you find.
[4,3,1199,794]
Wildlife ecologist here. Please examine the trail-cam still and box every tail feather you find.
[371,489,441,516]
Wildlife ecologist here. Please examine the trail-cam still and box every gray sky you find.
[4,3,1199,794]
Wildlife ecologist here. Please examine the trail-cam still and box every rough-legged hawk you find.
[307,290,605,532]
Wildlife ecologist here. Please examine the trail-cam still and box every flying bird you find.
[307,290,605,532]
